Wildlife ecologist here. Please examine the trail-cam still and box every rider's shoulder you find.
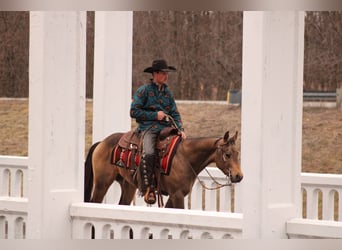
[135,83,150,93]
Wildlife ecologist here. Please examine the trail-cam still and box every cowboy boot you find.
[140,154,156,204]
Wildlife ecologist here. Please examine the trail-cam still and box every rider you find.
[130,59,186,204]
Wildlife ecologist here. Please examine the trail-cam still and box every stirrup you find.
[144,187,156,205]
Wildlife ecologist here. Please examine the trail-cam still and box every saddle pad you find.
[112,146,139,169]
[160,135,182,175]
[111,135,182,176]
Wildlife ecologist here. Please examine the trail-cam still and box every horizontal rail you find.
[301,172,342,186]
[303,91,336,102]
[0,197,28,214]
[303,91,336,98]
[70,202,243,239]
[287,218,342,239]
[0,156,28,169]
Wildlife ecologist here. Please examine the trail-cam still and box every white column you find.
[241,11,304,238]
[92,11,133,142]
[27,11,86,238]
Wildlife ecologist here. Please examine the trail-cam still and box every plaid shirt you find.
[130,81,184,132]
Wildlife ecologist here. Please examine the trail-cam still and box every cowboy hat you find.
[143,59,177,73]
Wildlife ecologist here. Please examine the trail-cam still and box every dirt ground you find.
[0,99,341,174]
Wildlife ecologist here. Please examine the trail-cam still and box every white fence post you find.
[241,11,304,238]
[92,11,133,142]
[27,11,86,239]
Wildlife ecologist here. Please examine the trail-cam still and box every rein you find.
[190,166,232,190]
[165,114,181,132]
[204,167,232,188]
[189,165,232,191]
[166,115,233,190]
[189,140,233,191]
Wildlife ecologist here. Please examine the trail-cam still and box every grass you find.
[1,98,341,220]
[1,99,341,174]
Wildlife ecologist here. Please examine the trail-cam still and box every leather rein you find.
[189,140,233,191]
[166,115,232,191]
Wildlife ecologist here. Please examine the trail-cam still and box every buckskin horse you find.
[84,130,243,209]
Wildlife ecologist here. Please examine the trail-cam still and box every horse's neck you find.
[182,137,218,174]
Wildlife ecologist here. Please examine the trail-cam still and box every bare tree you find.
[133,11,243,100]
[304,11,342,91]
[0,12,29,97]
[1,11,342,98]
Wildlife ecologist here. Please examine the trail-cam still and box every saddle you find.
[111,127,182,175]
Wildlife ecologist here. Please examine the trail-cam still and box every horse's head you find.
[215,131,243,183]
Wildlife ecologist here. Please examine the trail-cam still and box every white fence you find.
[1,155,342,239]
[0,156,27,198]
[286,173,342,239]
[0,156,28,239]
[70,203,242,239]
[301,173,342,221]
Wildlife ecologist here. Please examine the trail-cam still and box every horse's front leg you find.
[165,191,185,209]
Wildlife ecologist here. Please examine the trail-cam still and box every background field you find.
[0,99,341,174]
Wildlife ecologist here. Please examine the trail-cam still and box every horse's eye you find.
[225,153,231,159]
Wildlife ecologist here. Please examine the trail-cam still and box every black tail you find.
[84,141,100,202]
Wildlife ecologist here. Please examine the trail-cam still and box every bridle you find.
[190,141,233,191]
[165,115,234,190]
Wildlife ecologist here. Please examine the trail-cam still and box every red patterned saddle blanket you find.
[110,128,182,176]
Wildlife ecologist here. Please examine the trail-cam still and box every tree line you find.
[0,11,341,100]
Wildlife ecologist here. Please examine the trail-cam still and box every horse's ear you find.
[223,131,230,142]
[232,131,238,141]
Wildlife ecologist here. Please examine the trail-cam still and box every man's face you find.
[154,71,169,84]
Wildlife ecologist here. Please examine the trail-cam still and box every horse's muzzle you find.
[231,174,243,183]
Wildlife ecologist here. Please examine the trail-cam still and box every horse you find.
[84,130,243,209]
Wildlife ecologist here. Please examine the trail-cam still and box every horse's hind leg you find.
[117,177,137,205]
[91,171,117,203]
[91,180,112,203]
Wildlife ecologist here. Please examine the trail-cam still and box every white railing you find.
[0,156,28,239]
[286,172,342,239]
[1,155,342,239]
[70,202,243,239]
[0,156,240,239]
[0,197,27,239]
[301,172,342,221]
[82,166,243,239]
[0,156,28,198]
[287,218,342,239]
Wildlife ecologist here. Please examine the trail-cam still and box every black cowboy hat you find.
[143,59,177,73]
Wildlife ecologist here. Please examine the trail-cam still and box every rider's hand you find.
[179,131,187,139]
[157,111,166,121]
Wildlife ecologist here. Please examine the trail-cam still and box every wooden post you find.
[241,11,305,238]
[27,11,86,238]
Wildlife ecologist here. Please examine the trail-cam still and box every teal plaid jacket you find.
[130,81,184,132]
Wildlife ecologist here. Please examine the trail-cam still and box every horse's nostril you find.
[235,174,243,182]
